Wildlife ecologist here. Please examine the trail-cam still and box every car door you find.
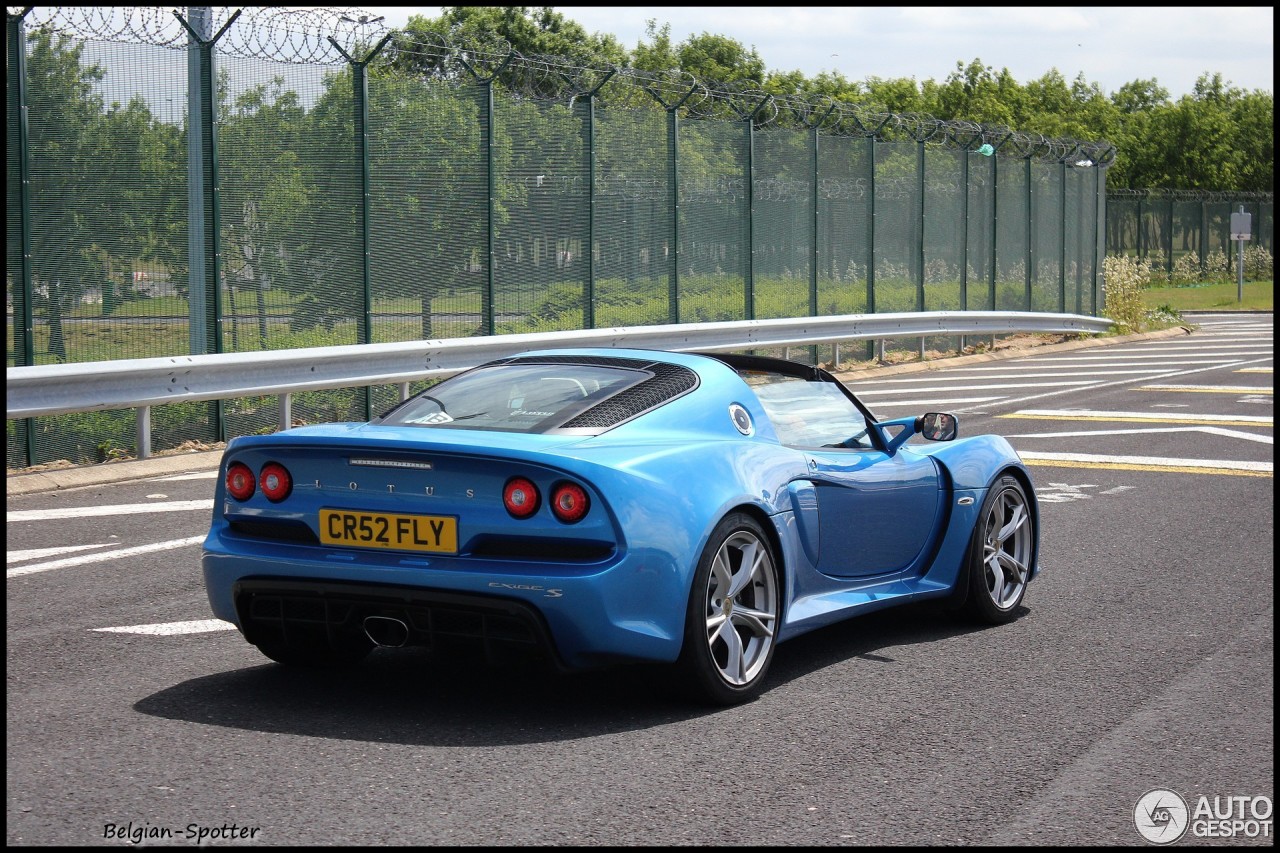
[739,364,941,580]
[803,446,940,579]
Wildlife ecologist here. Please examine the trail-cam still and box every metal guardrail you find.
[6,311,1114,455]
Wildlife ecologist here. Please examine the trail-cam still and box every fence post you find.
[1024,154,1033,312]
[917,136,926,358]
[1059,159,1067,313]
[175,8,239,444]
[1095,166,1106,313]
[568,68,614,331]
[328,32,391,421]
[641,79,699,325]
[457,51,515,337]
[6,8,35,467]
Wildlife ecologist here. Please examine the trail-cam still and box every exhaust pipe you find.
[363,615,409,648]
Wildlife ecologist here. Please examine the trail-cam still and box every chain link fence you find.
[6,6,1116,469]
[1105,189,1275,281]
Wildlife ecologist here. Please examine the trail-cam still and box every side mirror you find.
[918,412,958,442]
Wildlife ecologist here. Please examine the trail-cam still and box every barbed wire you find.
[7,5,1118,164]
[1108,189,1274,202]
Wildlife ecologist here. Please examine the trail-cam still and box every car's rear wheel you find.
[964,475,1035,624]
[676,513,780,705]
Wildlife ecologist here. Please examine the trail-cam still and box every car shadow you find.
[133,602,1028,746]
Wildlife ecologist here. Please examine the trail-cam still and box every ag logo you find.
[1134,789,1189,844]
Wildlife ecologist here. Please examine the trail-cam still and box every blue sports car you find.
[202,347,1039,704]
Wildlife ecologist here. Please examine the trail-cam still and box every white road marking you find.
[1005,409,1272,424]
[1105,343,1274,348]
[7,543,117,564]
[1236,367,1274,373]
[967,357,1274,413]
[1018,451,1271,474]
[867,396,1005,408]
[853,380,1096,395]
[1014,425,1272,444]
[6,535,206,578]
[7,500,214,522]
[150,471,220,481]
[1022,356,1246,363]
[851,370,1174,382]
[952,360,1237,370]
[93,619,236,635]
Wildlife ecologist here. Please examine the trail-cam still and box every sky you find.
[356,6,1275,99]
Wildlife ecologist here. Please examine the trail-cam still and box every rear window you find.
[382,363,652,433]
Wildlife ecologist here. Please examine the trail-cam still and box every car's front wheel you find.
[964,475,1036,624]
[676,512,781,705]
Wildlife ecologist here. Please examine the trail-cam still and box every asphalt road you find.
[6,313,1273,846]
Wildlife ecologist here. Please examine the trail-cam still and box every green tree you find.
[217,75,318,346]
[21,30,181,361]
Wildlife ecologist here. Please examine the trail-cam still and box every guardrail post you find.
[278,393,291,432]
[136,406,151,459]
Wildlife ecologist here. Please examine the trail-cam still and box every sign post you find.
[1230,207,1252,302]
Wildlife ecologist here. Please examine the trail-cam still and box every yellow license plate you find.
[319,509,458,554]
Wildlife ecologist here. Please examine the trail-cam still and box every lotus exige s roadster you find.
[202,347,1039,704]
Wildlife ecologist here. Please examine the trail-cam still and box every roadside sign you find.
[1230,211,1252,241]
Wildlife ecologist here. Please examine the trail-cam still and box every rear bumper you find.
[202,535,690,669]
[234,578,565,668]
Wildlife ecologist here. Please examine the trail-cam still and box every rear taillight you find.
[551,482,590,524]
[503,477,540,519]
[226,462,256,501]
[259,462,292,502]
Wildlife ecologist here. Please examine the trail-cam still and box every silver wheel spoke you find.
[716,619,745,682]
[986,553,1007,602]
[725,540,761,599]
[730,606,775,639]
[705,611,728,635]
[996,503,1027,543]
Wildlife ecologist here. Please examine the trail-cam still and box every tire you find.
[676,512,781,705]
[963,475,1036,624]
[253,640,371,668]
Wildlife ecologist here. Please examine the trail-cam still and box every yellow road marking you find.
[1021,458,1271,477]
[1138,385,1272,394]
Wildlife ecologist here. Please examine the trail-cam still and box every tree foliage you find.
[11,10,1271,348]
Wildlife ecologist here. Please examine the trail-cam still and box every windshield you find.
[382,363,651,433]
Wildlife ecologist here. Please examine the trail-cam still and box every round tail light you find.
[259,462,293,502]
[551,482,589,524]
[225,462,256,501]
[503,477,540,519]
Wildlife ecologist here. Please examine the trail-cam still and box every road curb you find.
[6,449,226,496]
